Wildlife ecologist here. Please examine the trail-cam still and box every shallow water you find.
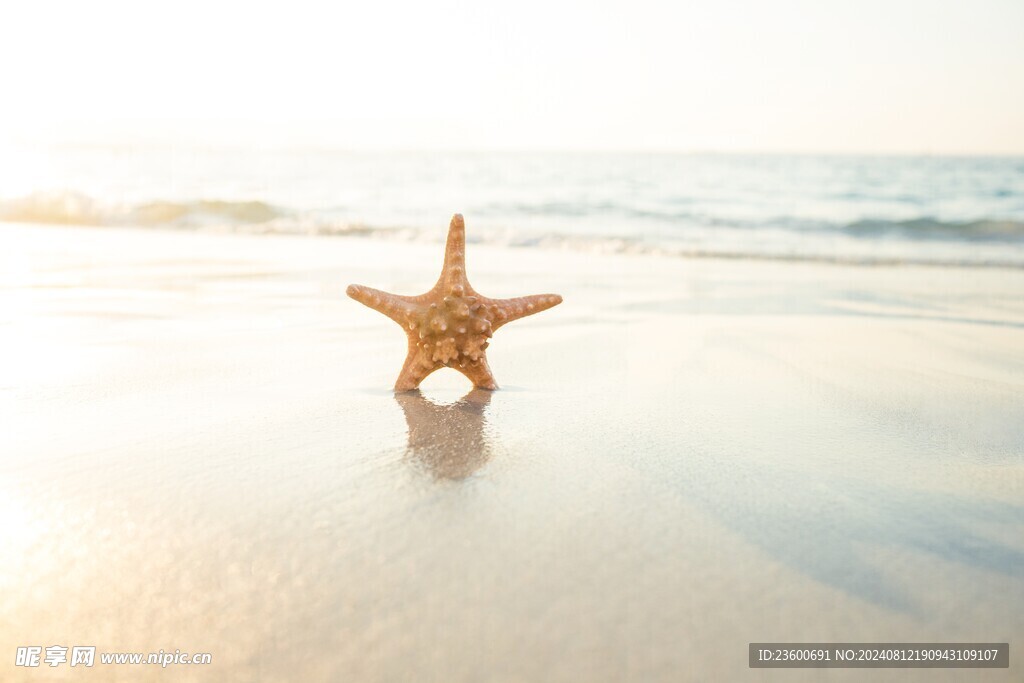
[1,225,1022,681]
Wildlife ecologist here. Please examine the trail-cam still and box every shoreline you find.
[4,219,1024,271]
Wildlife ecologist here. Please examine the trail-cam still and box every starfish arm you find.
[395,344,440,392]
[347,284,417,325]
[437,213,469,291]
[454,356,498,390]
[485,293,563,328]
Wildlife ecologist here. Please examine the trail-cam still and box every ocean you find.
[2,147,1023,267]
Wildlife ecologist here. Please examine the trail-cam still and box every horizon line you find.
[8,140,1024,158]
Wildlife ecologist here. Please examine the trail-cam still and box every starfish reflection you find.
[395,389,494,480]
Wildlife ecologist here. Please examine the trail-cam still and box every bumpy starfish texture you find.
[347,214,562,391]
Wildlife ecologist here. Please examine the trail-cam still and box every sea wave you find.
[844,217,1024,241]
[3,191,1024,268]
[477,200,1024,241]
[0,191,282,228]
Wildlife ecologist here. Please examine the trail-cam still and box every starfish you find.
[347,214,562,391]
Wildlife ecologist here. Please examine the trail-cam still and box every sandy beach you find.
[1,222,1022,682]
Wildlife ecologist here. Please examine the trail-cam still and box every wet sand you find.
[1,223,1022,681]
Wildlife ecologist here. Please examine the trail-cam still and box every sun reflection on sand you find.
[394,389,494,480]
[0,490,50,591]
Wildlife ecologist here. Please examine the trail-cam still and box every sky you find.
[1,0,1023,154]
